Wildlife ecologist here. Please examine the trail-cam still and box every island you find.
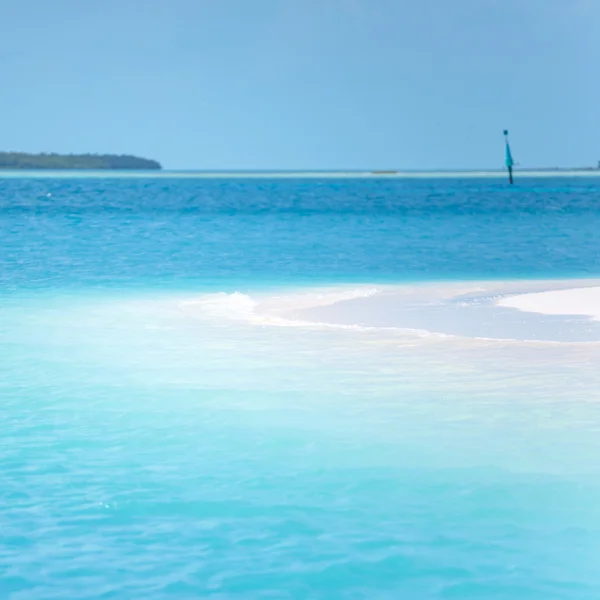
[0,152,162,170]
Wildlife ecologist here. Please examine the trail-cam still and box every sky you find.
[1,0,599,170]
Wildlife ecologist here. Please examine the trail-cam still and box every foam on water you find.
[180,286,381,328]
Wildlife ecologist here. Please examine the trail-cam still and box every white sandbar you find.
[248,279,600,343]
[498,287,600,321]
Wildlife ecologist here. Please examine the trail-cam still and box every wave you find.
[177,286,455,339]
[180,291,259,321]
[178,287,380,325]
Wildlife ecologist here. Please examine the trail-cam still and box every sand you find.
[498,286,600,321]
[251,280,600,343]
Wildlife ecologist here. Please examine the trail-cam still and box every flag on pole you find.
[504,130,514,168]
[504,130,514,184]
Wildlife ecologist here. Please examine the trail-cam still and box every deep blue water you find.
[2,177,600,290]
[2,176,600,599]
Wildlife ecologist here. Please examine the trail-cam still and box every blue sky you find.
[1,0,598,170]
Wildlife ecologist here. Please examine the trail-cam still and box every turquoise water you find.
[2,176,600,599]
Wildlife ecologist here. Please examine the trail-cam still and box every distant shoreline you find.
[0,152,161,170]
[0,169,599,179]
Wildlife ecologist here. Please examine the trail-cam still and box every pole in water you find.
[504,129,514,184]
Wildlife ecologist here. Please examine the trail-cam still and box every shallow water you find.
[2,176,600,599]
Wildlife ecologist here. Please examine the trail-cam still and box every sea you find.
[2,174,600,599]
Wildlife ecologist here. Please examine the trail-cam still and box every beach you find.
[499,285,600,321]
[249,279,600,343]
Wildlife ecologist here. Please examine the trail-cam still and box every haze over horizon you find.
[1,0,598,170]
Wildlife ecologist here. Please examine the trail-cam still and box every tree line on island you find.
[0,152,162,170]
